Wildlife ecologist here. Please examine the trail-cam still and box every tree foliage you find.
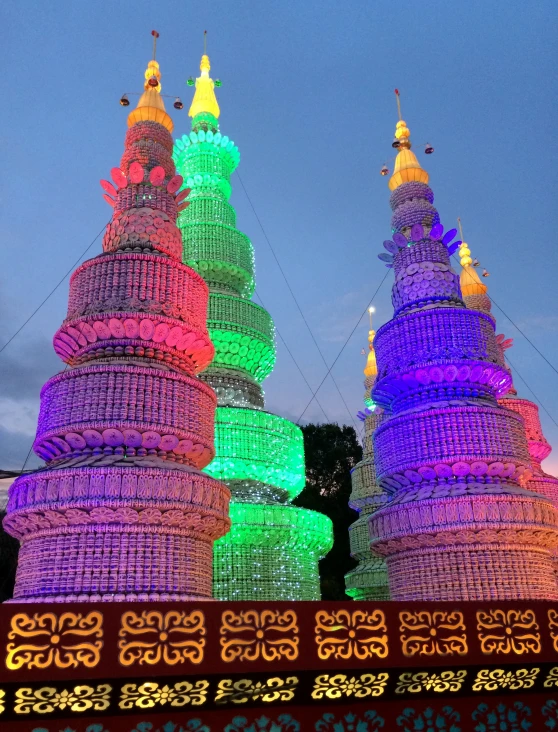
[294,423,362,600]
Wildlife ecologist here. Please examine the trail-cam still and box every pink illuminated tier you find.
[3,52,230,602]
[366,109,558,600]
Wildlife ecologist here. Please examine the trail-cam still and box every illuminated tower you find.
[345,315,390,600]
[458,225,558,577]
[367,97,558,600]
[3,43,230,602]
[173,52,333,600]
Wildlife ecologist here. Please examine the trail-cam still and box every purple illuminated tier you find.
[369,178,558,600]
[3,60,230,602]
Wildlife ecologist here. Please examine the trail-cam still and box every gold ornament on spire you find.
[128,31,173,133]
[457,217,487,297]
[364,307,378,378]
[189,31,221,119]
[389,89,429,191]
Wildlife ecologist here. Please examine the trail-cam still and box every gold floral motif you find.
[314,609,388,660]
[215,676,298,705]
[472,667,540,692]
[118,610,205,666]
[220,609,298,663]
[544,666,558,688]
[311,672,388,700]
[6,611,103,670]
[0,689,5,714]
[399,610,468,657]
[549,609,558,653]
[14,684,111,714]
[476,609,541,655]
[119,680,208,709]
[395,670,467,694]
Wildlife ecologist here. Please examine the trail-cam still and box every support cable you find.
[236,171,360,431]
[0,223,108,355]
[296,271,390,424]
[254,291,331,423]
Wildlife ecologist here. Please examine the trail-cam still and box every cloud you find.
[0,334,60,470]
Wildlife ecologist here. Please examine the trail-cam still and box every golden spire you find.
[189,31,220,119]
[458,217,487,297]
[389,89,429,191]
[127,31,174,132]
[364,307,378,378]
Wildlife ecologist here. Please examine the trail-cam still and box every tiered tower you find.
[458,229,558,577]
[173,53,333,600]
[367,104,558,600]
[345,323,390,600]
[3,48,231,602]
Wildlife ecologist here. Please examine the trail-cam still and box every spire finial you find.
[364,307,378,378]
[127,31,173,132]
[388,89,429,191]
[152,29,159,60]
[458,217,488,298]
[395,88,402,121]
[188,35,221,120]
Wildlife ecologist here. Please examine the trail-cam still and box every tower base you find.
[386,544,558,601]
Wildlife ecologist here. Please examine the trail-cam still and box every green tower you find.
[173,52,333,600]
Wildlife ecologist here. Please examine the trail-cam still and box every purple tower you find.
[367,106,558,600]
[3,48,231,602]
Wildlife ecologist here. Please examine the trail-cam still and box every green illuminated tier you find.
[174,71,333,600]
[205,406,305,502]
[179,214,255,298]
[206,294,276,383]
[213,502,333,600]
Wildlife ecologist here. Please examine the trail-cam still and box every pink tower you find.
[458,224,558,577]
[367,103,558,600]
[3,43,231,602]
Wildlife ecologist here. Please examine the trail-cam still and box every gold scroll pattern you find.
[118,610,205,666]
[472,667,540,692]
[395,670,467,694]
[476,609,541,655]
[215,676,298,705]
[399,610,468,657]
[314,609,388,661]
[14,684,111,714]
[549,609,558,653]
[6,612,103,670]
[119,680,208,709]
[311,672,388,700]
[544,666,558,688]
[0,689,5,715]
[220,609,299,663]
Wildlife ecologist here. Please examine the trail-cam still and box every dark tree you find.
[294,423,361,600]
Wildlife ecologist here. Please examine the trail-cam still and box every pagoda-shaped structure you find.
[367,100,558,600]
[345,317,390,599]
[3,45,230,602]
[173,52,333,600]
[458,227,558,578]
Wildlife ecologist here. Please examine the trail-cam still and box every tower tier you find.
[180,220,255,297]
[34,363,216,468]
[206,293,276,384]
[374,404,531,490]
[205,406,305,502]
